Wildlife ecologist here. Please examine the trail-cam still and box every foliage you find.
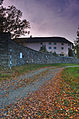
[52,51,58,56]
[39,45,47,52]
[74,27,79,58]
[68,48,73,57]
[0,5,30,38]
[0,0,3,5]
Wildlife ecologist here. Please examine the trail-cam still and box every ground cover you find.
[53,67,79,118]
[0,63,79,81]
[0,67,79,118]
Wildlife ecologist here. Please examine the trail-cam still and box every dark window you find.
[49,42,52,45]
[68,43,70,46]
[61,47,64,50]
[40,42,43,45]
[60,54,64,56]
[54,42,57,45]
[49,47,51,49]
[61,43,64,45]
[54,47,56,49]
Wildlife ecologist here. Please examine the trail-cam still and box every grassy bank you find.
[0,63,79,81]
[62,67,79,94]
[54,67,79,118]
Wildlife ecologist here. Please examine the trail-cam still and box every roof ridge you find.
[15,37,73,44]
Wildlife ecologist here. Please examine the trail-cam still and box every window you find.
[20,52,22,58]
[68,43,70,46]
[10,55,12,64]
[60,53,64,56]
[49,42,52,45]
[49,47,51,49]
[61,43,64,45]
[54,42,57,45]
[10,49,12,52]
[61,47,64,50]
[40,42,43,45]
[54,47,56,49]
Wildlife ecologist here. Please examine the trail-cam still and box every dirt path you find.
[0,67,63,110]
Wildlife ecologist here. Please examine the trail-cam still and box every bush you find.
[39,45,48,52]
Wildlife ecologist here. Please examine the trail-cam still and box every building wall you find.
[23,43,41,51]
[24,42,72,56]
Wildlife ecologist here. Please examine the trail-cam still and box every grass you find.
[62,67,79,94]
[0,63,79,81]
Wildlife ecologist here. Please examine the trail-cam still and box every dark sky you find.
[3,0,79,42]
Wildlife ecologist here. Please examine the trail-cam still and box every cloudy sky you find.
[3,0,79,42]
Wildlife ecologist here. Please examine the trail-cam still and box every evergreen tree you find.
[68,48,73,57]
[39,45,47,52]
[74,27,79,58]
[52,51,58,56]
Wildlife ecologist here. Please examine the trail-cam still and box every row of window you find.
[49,42,57,45]
[49,47,64,50]
[41,42,71,46]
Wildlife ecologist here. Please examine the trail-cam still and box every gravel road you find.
[0,67,63,110]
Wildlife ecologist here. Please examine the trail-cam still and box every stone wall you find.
[0,32,10,67]
[8,38,79,66]
[0,33,79,67]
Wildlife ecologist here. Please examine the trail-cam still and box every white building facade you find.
[15,37,73,56]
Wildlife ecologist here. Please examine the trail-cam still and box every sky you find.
[3,0,79,42]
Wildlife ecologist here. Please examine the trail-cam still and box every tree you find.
[0,6,6,32]
[68,48,73,57]
[0,5,30,38]
[74,27,79,58]
[52,51,58,56]
[0,0,3,5]
[39,45,47,52]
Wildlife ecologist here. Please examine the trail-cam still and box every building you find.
[15,37,73,56]
[0,33,79,67]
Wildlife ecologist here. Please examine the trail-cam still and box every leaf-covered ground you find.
[0,67,79,119]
